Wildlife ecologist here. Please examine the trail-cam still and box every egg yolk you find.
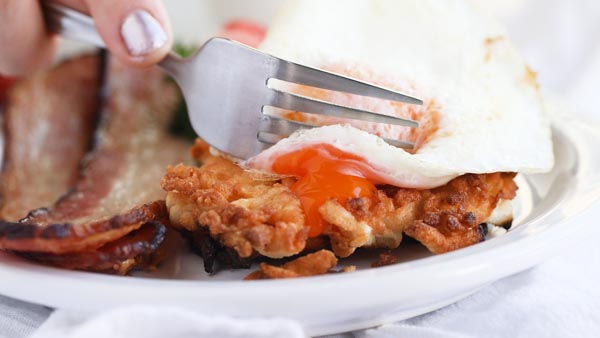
[272,144,378,237]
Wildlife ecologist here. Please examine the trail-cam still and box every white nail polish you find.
[121,10,167,56]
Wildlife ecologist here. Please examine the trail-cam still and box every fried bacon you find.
[22,220,169,274]
[0,57,190,257]
[244,249,338,280]
[164,146,517,262]
[0,55,100,221]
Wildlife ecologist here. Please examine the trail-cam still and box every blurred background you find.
[58,0,600,123]
[168,0,600,123]
[480,0,600,124]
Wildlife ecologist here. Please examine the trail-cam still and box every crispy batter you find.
[320,199,374,257]
[320,189,411,257]
[244,249,337,280]
[318,173,516,256]
[190,138,211,163]
[401,173,517,253]
[183,224,326,274]
[371,250,399,268]
[183,231,329,275]
[342,265,357,273]
[162,158,308,258]
[164,148,517,260]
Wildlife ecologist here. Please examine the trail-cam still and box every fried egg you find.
[246,0,553,181]
[242,0,553,230]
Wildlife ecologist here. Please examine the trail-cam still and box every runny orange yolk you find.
[272,144,378,237]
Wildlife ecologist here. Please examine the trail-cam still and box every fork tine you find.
[259,115,416,149]
[258,130,416,149]
[257,132,285,145]
[268,89,419,128]
[259,115,313,135]
[273,61,423,105]
[381,139,416,149]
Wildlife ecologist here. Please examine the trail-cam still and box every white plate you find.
[1,119,600,336]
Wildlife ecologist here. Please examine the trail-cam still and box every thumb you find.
[84,0,173,67]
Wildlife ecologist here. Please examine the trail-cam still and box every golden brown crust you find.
[401,173,517,253]
[164,149,518,261]
[371,250,399,268]
[244,249,338,280]
[190,138,211,163]
[162,159,308,258]
[320,173,517,255]
[321,189,417,257]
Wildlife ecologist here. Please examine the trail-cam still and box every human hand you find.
[0,0,173,76]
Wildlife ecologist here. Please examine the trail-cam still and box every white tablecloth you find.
[0,297,50,338]
[2,0,600,337]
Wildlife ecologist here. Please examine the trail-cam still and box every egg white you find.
[245,0,554,189]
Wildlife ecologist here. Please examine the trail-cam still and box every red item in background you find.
[219,20,267,48]
[0,76,17,103]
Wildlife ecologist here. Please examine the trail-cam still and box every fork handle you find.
[44,2,105,48]
[43,3,183,77]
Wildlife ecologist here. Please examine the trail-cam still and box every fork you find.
[44,3,422,160]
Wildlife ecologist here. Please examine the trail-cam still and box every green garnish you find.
[167,42,199,140]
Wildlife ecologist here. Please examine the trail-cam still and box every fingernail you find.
[121,10,167,56]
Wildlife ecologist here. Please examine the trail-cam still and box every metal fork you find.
[44,3,422,160]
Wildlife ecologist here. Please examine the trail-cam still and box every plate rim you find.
[1,119,599,335]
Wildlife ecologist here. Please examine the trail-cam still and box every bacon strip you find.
[22,220,169,274]
[0,55,100,221]
[0,58,190,254]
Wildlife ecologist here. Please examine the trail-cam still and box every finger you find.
[0,0,57,76]
[54,0,87,13]
[83,0,173,67]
